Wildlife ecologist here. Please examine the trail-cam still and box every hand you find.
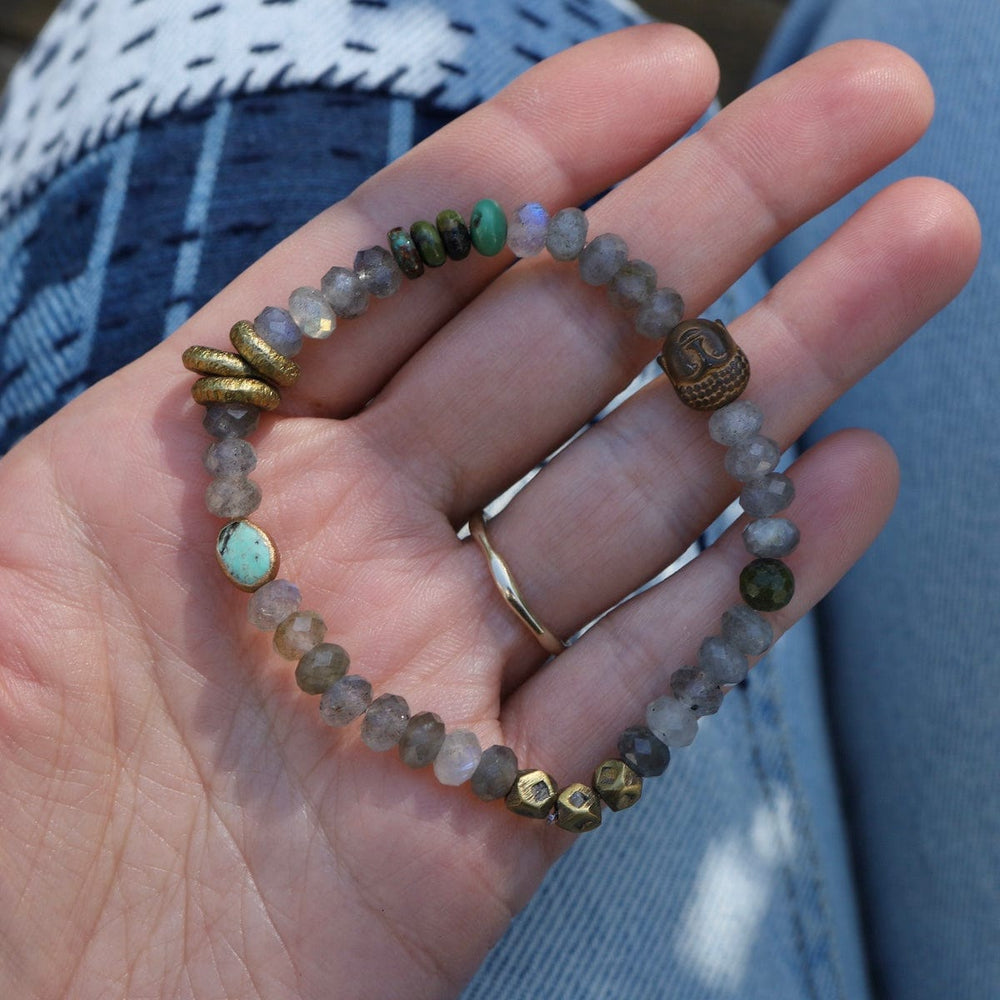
[0,25,978,1000]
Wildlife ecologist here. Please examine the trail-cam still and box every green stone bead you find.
[215,520,279,592]
[436,209,471,260]
[469,198,507,256]
[387,226,424,279]
[410,220,446,267]
[739,557,795,612]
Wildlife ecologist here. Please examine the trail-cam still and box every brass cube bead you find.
[593,759,643,812]
[505,769,559,819]
[555,783,602,833]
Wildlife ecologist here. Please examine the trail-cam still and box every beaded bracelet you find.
[182,200,798,834]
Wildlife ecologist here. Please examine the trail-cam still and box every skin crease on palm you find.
[0,23,980,1000]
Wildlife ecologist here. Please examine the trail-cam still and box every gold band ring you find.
[469,511,566,656]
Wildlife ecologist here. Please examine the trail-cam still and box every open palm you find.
[0,25,978,1000]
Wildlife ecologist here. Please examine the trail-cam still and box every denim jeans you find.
[0,2,994,998]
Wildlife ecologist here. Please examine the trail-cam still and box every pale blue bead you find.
[743,517,800,558]
[709,400,764,446]
[254,306,302,358]
[216,520,276,590]
[507,202,549,257]
[433,730,483,786]
[647,694,698,747]
[545,207,588,261]
[288,286,336,340]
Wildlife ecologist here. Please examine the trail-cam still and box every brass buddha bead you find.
[229,320,301,387]
[555,783,602,833]
[505,769,559,819]
[182,345,258,379]
[658,317,750,411]
[592,759,643,812]
[191,376,281,411]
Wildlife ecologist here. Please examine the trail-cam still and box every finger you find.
[501,429,899,779]
[362,40,935,515]
[168,24,719,416]
[458,177,978,676]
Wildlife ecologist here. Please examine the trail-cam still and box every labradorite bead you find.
[433,730,482,786]
[545,206,588,261]
[739,558,795,612]
[635,287,684,340]
[709,399,764,446]
[247,578,301,630]
[215,519,278,592]
[721,604,774,656]
[319,674,372,726]
[608,259,657,311]
[506,202,549,257]
[204,438,256,476]
[295,642,350,695]
[253,306,302,358]
[398,712,446,768]
[578,233,628,286]
[470,745,519,801]
[354,245,403,297]
[361,693,410,751]
[725,435,781,482]
[435,209,471,260]
[387,226,424,278]
[743,517,800,558]
[410,220,446,267]
[670,666,724,717]
[273,610,326,660]
[618,726,670,777]
[288,286,336,340]
[740,472,795,517]
[205,476,261,519]
[321,266,370,317]
[202,403,259,440]
[647,694,698,748]
[699,635,750,685]
[469,198,507,256]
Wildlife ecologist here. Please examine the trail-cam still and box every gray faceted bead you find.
[288,286,336,339]
[507,202,549,257]
[647,694,698,747]
[321,266,370,318]
[634,287,684,340]
[725,435,781,482]
[247,578,301,630]
[204,438,257,476]
[354,246,402,298]
[618,725,670,777]
[254,306,302,358]
[205,476,261,518]
[470,745,519,800]
[721,605,774,657]
[740,473,795,517]
[202,403,259,440]
[608,259,657,311]
[670,666,724,716]
[398,712,446,769]
[699,635,750,685]
[319,675,372,727]
[709,400,764,446]
[361,693,410,751]
[545,207,588,261]
[295,642,350,695]
[743,517,800,558]
[578,233,628,286]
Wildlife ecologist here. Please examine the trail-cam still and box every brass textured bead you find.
[505,769,559,819]
[191,376,281,411]
[658,317,750,411]
[182,345,257,379]
[593,759,643,812]
[230,320,300,387]
[555,783,602,833]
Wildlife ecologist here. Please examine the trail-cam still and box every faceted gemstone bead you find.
[740,558,795,612]
[253,306,302,358]
[505,769,559,818]
[288,286,336,340]
[744,517,800,558]
[204,438,256,476]
[273,609,326,660]
[634,286,685,340]
[216,520,278,592]
[387,226,424,278]
[435,210,472,260]
[555,783,602,833]
[433,730,483,786]
[725,435,781,482]
[578,233,628,286]
[469,198,507,256]
[670,666,724,716]
[721,604,774,656]
[398,711,446,769]
[321,265,370,317]
[410,220,447,267]
[506,202,549,257]
[617,725,670,777]
[545,207,588,261]
[354,245,403,297]
[205,476,261,518]
[709,399,764,446]
[593,759,642,812]
[295,642,350,695]
[319,674,372,726]
[470,745,519,801]
[647,694,698,747]
[699,635,750,685]
[247,578,301,630]
[608,259,656,311]
[740,472,795,517]
[361,693,410,751]
[203,402,259,440]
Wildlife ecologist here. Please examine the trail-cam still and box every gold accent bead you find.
[657,317,750,411]
[191,376,281,411]
[555,782,602,833]
[230,320,301,388]
[182,345,258,379]
[215,519,280,593]
[505,769,559,819]
[593,759,643,812]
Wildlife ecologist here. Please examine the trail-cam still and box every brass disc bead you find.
[505,769,559,819]
[658,317,750,411]
[191,376,281,411]
[182,345,258,379]
[555,783,602,833]
[592,759,643,812]
[230,321,301,387]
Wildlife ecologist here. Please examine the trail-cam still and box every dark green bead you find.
[469,198,507,256]
[436,209,471,260]
[739,558,795,612]
[410,220,446,267]
[387,226,424,279]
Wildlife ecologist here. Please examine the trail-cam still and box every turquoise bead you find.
[410,220,447,267]
[216,519,279,592]
[469,198,507,256]
[387,226,424,279]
